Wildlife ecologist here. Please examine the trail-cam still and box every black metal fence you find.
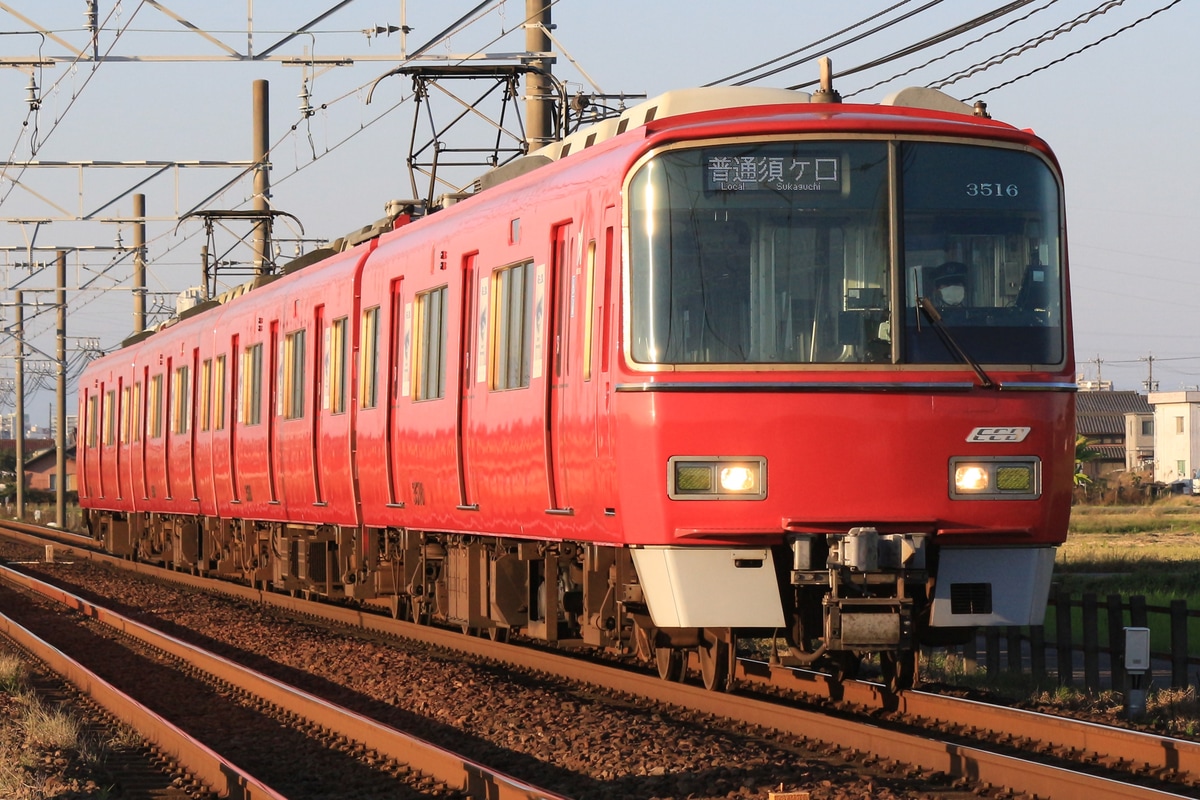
[949,590,1197,691]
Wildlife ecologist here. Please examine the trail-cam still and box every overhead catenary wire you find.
[703,0,925,87]
[0,1,147,210]
[783,0,1038,91]
[731,0,957,87]
[930,0,1129,89]
[845,0,1064,99]
[8,0,527,356]
[956,0,1184,100]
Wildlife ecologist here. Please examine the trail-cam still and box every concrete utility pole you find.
[14,290,24,520]
[133,193,146,334]
[525,0,554,150]
[252,79,271,277]
[55,251,66,527]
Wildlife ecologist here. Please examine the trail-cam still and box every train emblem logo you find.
[966,427,1031,443]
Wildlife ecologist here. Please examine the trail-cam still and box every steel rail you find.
[740,657,1200,778]
[4,524,1195,799]
[0,563,569,800]
[0,606,286,800]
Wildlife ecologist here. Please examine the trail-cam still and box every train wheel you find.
[409,599,432,626]
[487,626,510,643]
[388,596,408,620]
[655,646,686,682]
[698,631,730,692]
[880,650,918,693]
[632,619,654,662]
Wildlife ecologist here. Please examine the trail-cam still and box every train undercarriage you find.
[86,509,934,692]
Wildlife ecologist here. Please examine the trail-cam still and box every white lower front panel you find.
[929,546,1056,627]
[630,546,786,629]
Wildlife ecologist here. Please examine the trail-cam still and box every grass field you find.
[1054,501,1200,657]
[1059,501,1200,601]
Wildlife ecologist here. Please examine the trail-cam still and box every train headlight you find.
[954,465,990,493]
[669,456,766,500]
[949,457,1040,500]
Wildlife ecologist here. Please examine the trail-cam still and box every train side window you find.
[241,344,262,425]
[328,318,348,414]
[360,306,380,408]
[171,365,190,434]
[103,389,116,446]
[149,374,164,438]
[120,385,132,443]
[491,261,533,390]
[200,359,212,431]
[413,285,448,401]
[86,394,99,448]
[283,329,306,419]
[213,357,226,430]
[131,381,142,442]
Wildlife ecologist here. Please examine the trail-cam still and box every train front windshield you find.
[627,139,1063,367]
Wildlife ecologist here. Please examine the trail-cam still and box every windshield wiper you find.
[917,297,996,390]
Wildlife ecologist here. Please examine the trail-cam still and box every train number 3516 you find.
[966,182,1019,197]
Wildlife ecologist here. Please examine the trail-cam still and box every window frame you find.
[413,285,448,401]
[490,261,533,391]
[360,306,380,409]
[283,328,307,420]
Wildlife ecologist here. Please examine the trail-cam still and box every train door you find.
[312,306,326,505]
[385,278,405,506]
[188,347,199,501]
[595,208,619,512]
[136,367,148,501]
[228,335,240,503]
[547,221,576,514]
[456,253,478,509]
[114,377,124,500]
[81,386,95,500]
[163,356,174,500]
[96,384,108,499]
[268,321,280,504]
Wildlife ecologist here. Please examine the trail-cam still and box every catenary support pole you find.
[133,193,146,333]
[524,0,553,150]
[56,251,67,527]
[14,290,24,520]
[252,79,271,277]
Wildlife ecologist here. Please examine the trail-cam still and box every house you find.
[1075,389,1152,481]
[1147,391,1200,486]
[23,445,76,492]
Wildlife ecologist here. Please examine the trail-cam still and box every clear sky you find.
[0,0,1196,424]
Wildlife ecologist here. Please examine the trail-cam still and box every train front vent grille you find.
[950,582,992,615]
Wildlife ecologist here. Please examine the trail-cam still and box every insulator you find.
[298,79,313,118]
[25,75,40,111]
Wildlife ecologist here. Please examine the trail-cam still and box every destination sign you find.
[705,152,842,193]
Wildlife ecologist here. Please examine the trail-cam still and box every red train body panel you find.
[78,85,1074,689]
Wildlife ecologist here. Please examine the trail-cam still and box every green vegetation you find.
[1051,501,1200,656]
[0,652,117,800]
[1059,501,1200,599]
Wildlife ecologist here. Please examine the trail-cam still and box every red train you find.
[78,83,1074,691]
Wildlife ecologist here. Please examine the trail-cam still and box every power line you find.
[703,0,925,87]
[0,1,147,209]
[930,0,1129,90]
[784,0,1038,91]
[958,0,1184,100]
[846,0,1064,99]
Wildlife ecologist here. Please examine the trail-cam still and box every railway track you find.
[0,546,565,798]
[3,521,1197,799]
